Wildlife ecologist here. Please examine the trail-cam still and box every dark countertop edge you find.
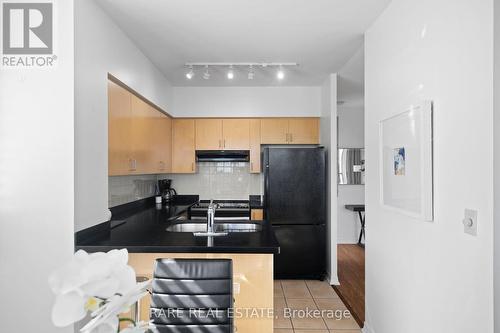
[110,195,200,217]
[75,245,279,255]
[75,195,199,246]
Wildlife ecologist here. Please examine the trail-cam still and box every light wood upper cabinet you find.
[195,119,223,150]
[130,95,156,174]
[160,114,172,173]
[108,81,133,176]
[288,118,319,144]
[172,119,196,173]
[223,119,250,150]
[249,119,261,173]
[260,118,289,144]
[260,118,319,145]
[153,113,172,173]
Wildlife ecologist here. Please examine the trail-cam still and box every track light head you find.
[203,65,210,80]
[248,65,255,80]
[276,66,285,80]
[186,66,194,80]
[227,65,234,80]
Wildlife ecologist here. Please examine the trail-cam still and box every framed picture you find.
[379,101,433,221]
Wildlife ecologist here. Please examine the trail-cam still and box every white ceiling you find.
[96,0,390,86]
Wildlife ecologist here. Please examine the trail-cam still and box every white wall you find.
[320,74,339,285]
[494,0,500,331]
[0,0,74,332]
[365,0,494,332]
[172,86,321,117]
[337,47,365,244]
[75,0,174,231]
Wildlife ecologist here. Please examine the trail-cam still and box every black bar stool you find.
[149,258,234,333]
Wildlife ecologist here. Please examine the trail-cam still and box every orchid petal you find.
[51,291,87,327]
[81,277,120,299]
[112,265,137,294]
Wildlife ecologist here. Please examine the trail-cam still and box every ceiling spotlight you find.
[203,65,210,80]
[276,65,285,80]
[186,66,194,80]
[227,65,234,80]
[248,65,255,80]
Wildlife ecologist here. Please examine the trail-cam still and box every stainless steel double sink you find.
[166,222,262,233]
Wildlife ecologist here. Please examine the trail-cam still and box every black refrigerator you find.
[263,147,326,279]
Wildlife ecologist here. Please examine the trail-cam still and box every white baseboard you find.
[362,321,375,333]
[325,272,340,285]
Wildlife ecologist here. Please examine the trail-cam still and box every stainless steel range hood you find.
[196,150,250,162]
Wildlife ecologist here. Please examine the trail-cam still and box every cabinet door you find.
[152,112,172,174]
[172,119,196,173]
[249,119,261,173]
[195,119,223,150]
[131,96,156,174]
[108,81,133,176]
[288,118,319,144]
[158,114,172,173]
[260,118,289,144]
[222,119,250,150]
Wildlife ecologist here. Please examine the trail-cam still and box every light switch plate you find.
[463,209,478,236]
[233,282,240,294]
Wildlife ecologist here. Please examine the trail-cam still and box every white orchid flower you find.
[49,249,139,329]
[90,316,119,333]
[80,280,152,333]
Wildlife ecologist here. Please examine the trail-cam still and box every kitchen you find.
[70,0,377,331]
[2,1,496,333]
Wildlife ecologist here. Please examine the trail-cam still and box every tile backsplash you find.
[109,162,263,207]
[160,162,263,200]
[108,174,158,207]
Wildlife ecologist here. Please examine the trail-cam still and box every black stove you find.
[190,200,250,220]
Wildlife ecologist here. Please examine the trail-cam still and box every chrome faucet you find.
[193,200,227,237]
[207,200,218,233]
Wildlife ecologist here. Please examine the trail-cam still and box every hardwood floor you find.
[333,244,365,326]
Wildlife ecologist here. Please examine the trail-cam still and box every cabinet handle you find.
[286,133,289,143]
[191,162,195,172]
[129,159,133,171]
[224,139,226,148]
[290,133,293,143]
[129,159,137,171]
[251,162,253,171]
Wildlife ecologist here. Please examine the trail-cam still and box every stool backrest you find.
[150,258,233,333]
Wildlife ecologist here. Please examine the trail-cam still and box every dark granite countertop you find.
[76,196,279,254]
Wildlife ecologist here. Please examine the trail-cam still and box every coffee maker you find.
[158,179,177,203]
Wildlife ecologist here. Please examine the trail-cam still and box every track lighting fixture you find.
[227,65,234,80]
[248,65,255,80]
[203,65,210,80]
[185,65,194,80]
[183,63,298,81]
[276,66,285,80]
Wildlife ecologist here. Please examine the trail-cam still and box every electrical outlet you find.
[463,209,478,236]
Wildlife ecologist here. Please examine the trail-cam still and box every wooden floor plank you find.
[333,244,365,326]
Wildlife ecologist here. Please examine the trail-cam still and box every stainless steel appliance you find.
[264,147,326,279]
[190,200,250,221]
[158,179,177,203]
